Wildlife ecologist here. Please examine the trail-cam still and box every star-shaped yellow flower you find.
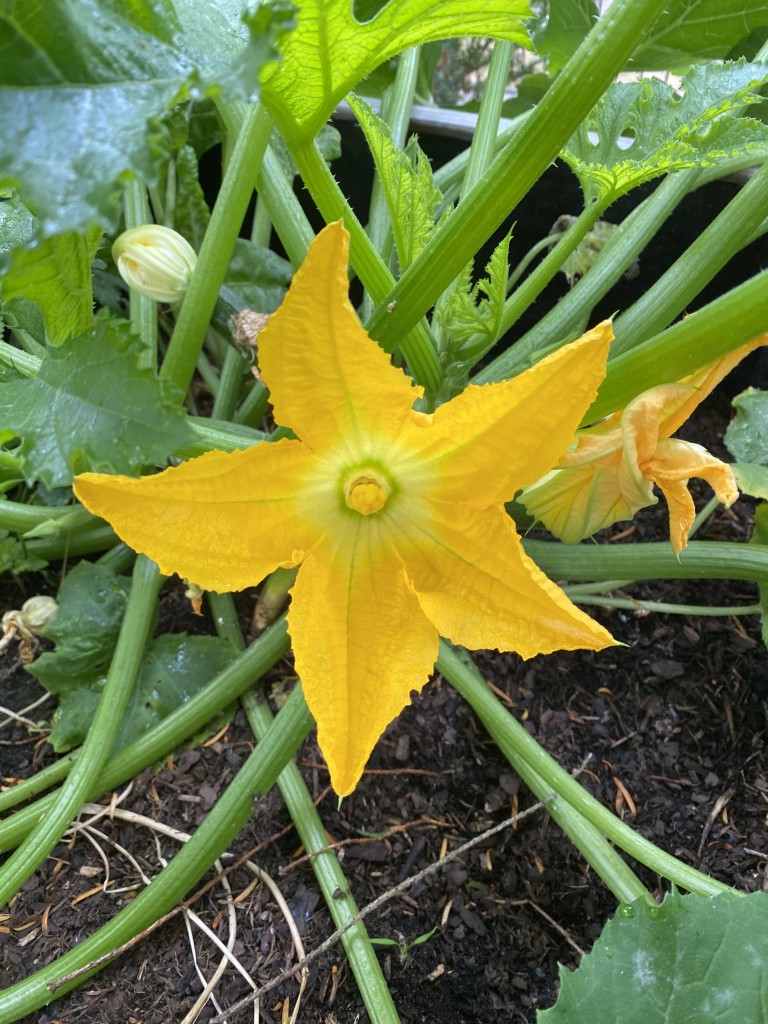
[75,222,615,795]
[520,339,767,554]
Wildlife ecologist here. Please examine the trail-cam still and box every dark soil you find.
[1,395,766,1024]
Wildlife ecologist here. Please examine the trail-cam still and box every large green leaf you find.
[1,223,102,345]
[540,890,768,1023]
[0,317,195,487]
[629,0,768,70]
[0,0,288,240]
[29,561,236,751]
[260,0,533,141]
[562,61,768,204]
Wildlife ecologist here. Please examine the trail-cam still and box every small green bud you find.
[113,225,197,303]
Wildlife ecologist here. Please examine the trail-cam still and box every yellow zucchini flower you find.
[520,340,767,555]
[75,222,615,795]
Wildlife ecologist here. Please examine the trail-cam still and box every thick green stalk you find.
[588,267,768,421]
[473,169,697,383]
[0,620,291,854]
[0,500,92,534]
[185,415,265,455]
[211,346,249,421]
[365,0,671,352]
[14,522,117,563]
[524,539,768,587]
[290,139,443,394]
[610,160,768,356]
[209,594,401,1024]
[0,686,315,1024]
[462,40,513,196]
[160,104,273,394]
[0,558,162,908]
[438,646,649,905]
[439,642,730,898]
[498,200,606,339]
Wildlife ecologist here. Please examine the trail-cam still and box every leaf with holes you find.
[562,60,768,205]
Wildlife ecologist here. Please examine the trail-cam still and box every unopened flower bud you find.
[20,595,59,633]
[113,225,197,303]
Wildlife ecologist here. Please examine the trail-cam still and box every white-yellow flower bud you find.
[113,225,197,304]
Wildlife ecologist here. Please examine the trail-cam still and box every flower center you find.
[344,469,391,516]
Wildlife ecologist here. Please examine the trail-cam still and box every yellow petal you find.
[661,333,768,438]
[257,222,423,455]
[421,322,613,505]
[288,524,438,796]
[399,503,614,656]
[648,438,739,553]
[521,454,655,544]
[74,441,320,592]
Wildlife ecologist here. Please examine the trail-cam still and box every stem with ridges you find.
[122,179,158,371]
[365,0,671,352]
[0,686,315,1024]
[160,103,273,394]
[438,642,731,898]
[0,619,291,853]
[0,557,162,907]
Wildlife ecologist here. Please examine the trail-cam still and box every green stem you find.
[571,596,762,616]
[438,642,731,898]
[474,170,696,383]
[365,0,671,353]
[122,179,158,371]
[233,381,270,427]
[160,104,273,395]
[0,619,291,854]
[0,500,92,534]
[523,539,768,587]
[209,594,400,1024]
[462,40,513,196]
[588,267,768,421]
[211,346,248,421]
[0,557,162,908]
[185,415,265,455]
[611,159,768,357]
[290,139,443,394]
[0,687,315,1024]
[498,201,606,340]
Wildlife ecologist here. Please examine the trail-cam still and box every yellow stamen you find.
[344,471,391,515]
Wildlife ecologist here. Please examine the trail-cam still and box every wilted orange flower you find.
[521,341,767,553]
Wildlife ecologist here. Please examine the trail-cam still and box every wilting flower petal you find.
[75,222,615,795]
[521,339,767,554]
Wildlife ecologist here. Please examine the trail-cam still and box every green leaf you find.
[539,890,768,1023]
[534,0,599,74]
[0,0,287,240]
[173,145,212,252]
[732,462,768,499]
[434,231,512,379]
[725,388,768,466]
[0,193,37,266]
[629,0,768,70]
[28,561,237,751]
[219,239,293,314]
[260,0,533,140]
[562,61,768,204]
[28,561,132,750]
[1,226,102,345]
[347,95,443,270]
[121,634,237,743]
[0,317,195,488]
